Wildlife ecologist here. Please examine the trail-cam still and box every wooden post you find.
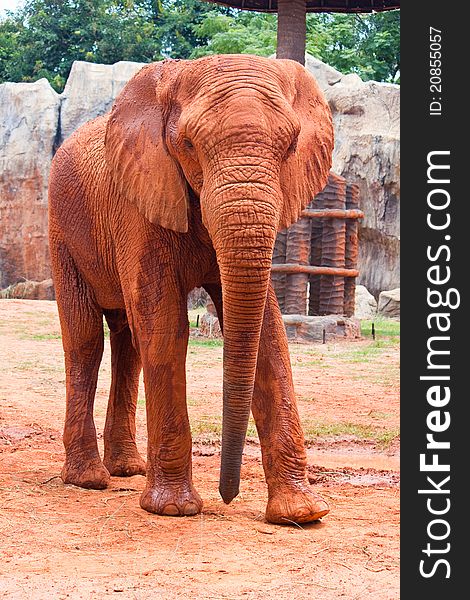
[276,0,307,65]
[276,0,308,314]
[344,183,360,317]
[272,229,287,313]
[308,195,323,316]
[284,216,312,314]
[318,173,346,315]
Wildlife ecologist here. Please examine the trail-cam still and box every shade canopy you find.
[202,1,400,12]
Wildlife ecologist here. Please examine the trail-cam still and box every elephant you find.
[48,54,333,524]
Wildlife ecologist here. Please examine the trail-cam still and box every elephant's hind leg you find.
[103,310,146,477]
[52,245,110,490]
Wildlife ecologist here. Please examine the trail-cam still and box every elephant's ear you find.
[277,60,334,230]
[105,61,189,233]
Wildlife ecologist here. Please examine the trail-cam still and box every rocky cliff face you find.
[0,79,59,287]
[0,61,142,289]
[59,60,143,143]
[0,57,399,296]
[306,56,400,296]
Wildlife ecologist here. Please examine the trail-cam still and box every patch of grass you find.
[188,338,223,348]
[339,340,398,364]
[137,396,146,406]
[190,415,398,448]
[301,420,399,447]
[375,428,400,448]
[190,416,258,439]
[188,307,207,328]
[21,332,62,341]
[298,396,318,404]
[361,317,400,342]
[302,421,374,439]
[14,360,39,371]
[190,416,223,437]
[368,410,394,420]
[14,360,61,373]
[292,349,330,368]
[295,359,331,368]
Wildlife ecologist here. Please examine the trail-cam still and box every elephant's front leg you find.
[252,285,330,525]
[135,297,202,517]
[205,282,329,524]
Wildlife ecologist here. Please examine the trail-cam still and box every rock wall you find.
[306,56,400,296]
[0,61,142,288]
[59,60,143,143]
[0,79,59,288]
[0,57,399,296]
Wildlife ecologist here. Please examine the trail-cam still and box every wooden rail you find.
[301,208,364,219]
[271,264,359,277]
[271,172,362,317]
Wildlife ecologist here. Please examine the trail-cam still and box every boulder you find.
[305,56,400,297]
[0,278,55,300]
[282,314,361,343]
[60,60,144,141]
[0,79,60,288]
[378,288,400,319]
[199,312,222,338]
[0,62,143,289]
[354,285,378,320]
[187,287,210,309]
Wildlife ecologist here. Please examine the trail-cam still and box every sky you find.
[0,0,23,18]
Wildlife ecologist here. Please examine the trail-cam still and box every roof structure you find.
[202,1,400,13]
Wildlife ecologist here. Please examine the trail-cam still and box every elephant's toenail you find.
[162,504,179,516]
[184,502,199,515]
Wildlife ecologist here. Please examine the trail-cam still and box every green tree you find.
[190,11,276,57]
[305,11,400,83]
[188,8,399,82]
[157,0,230,59]
[0,1,400,90]
[1,0,163,91]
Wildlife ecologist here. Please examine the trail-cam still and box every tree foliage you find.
[0,0,399,91]
[306,12,400,83]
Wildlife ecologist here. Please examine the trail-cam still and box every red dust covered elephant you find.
[48,54,333,524]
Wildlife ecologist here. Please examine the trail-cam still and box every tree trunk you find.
[276,0,307,65]
[277,1,308,312]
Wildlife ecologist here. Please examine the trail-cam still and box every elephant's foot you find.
[140,481,203,516]
[265,483,329,525]
[61,456,110,490]
[103,447,146,477]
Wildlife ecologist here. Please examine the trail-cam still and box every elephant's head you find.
[105,55,333,504]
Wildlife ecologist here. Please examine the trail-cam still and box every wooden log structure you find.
[272,264,359,277]
[344,183,360,317]
[317,172,347,315]
[308,205,323,316]
[271,170,363,317]
[271,229,288,313]
[284,216,312,315]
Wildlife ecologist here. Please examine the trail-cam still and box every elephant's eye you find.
[285,137,298,157]
[183,138,194,150]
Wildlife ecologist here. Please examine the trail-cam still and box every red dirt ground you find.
[0,300,399,599]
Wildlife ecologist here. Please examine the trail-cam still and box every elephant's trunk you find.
[202,180,279,504]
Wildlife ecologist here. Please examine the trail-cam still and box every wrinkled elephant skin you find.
[48,55,333,524]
